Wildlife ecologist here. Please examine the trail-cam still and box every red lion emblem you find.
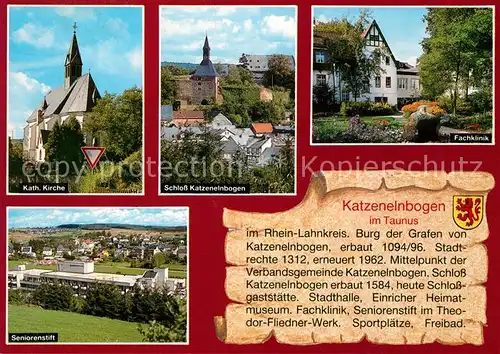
[456,197,482,227]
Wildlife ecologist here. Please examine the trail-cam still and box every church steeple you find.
[64,22,83,89]
[202,35,211,62]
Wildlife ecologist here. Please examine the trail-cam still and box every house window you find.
[341,91,350,101]
[411,79,419,90]
[386,77,391,88]
[316,74,327,85]
[398,78,408,89]
[385,56,390,65]
[375,76,381,88]
[315,52,325,63]
[375,97,388,103]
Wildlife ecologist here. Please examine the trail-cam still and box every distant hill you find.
[56,223,187,232]
[161,62,198,70]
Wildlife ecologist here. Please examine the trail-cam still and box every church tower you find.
[202,35,210,63]
[64,22,83,89]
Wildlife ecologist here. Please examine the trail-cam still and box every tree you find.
[264,55,294,89]
[138,298,187,342]
[45,115,85,171]
[8,137,24,191]
[315,11,383,102]
[161,68,177,105]
[85,87,143,161]
[153,252,166,268]
[222,66,255,86]
[313,82,335,112]
[33,283,74,311]
[238,54,249,69]
[419,8,493,114]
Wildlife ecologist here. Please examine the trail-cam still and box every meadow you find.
[8,305,144,343]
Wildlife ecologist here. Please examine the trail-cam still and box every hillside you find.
[56,223,187,232]
[8,305,144,343]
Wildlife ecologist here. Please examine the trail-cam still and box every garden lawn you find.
[8,305,143,343]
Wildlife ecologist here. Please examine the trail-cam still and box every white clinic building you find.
[312,19,420,106]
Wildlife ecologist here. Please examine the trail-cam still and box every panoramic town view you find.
[312,7,493,144]
[8,6,144,193]
[7,207,188,343]
[160,6,296,194]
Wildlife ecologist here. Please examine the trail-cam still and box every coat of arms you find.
[453,196,484,230]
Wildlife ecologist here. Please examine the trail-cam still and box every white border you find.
[5,206,190,346]
[310,5,496,146]
[6,5,147,195]
[158,5,298,196]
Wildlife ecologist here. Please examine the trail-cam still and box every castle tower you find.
[64,22,83,89]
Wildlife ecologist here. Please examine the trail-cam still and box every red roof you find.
[251,123,274,134]
[173,111,205,120]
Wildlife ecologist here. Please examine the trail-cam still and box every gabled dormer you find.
[363,20,397,67]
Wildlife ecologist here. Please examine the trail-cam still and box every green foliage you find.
[8,290,33,305]
[85,87,142,162]
[419,8,493,114]
[45,116,85,170]
[138,299,187,342]
[313,83,335,113]
[33,283,75,311]
[220,86,288,125]
[340,101,394,117]
[72,150,142,193]
[263,55,295,96]
[161,68,177,105]
[315,10,383,102]
[161,132,294,194]
[84,283,127,319]
[221,66,255,86]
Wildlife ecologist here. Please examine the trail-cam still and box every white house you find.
[312,19,421,106]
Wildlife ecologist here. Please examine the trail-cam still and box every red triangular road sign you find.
[81,147,105,168]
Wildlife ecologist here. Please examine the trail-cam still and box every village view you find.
[7,208,188,343]
[160,6,296,194]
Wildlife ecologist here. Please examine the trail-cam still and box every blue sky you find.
[314,7,427,66]
[8,208,188,228]
[8,6,143,138]
[161,6,296,64]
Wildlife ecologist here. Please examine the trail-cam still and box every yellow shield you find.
[453,196,484,230]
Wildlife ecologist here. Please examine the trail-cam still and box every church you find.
[23,24,101,162]
[176,35,220,105]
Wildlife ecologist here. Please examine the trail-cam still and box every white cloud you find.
[81,40,143,78]
[180,40,203,51]
[12,23,55,48]
[9,72,51,138]
[10,72,50,94]
[243,19,253,32]
[54,7,96,21]
[126,47,142,71]
[106,18,129,34]
[8,208,189,228]
[260,15,296,39]
[215,7,237,16]
[161,18,236,37]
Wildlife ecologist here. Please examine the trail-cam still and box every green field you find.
[8,260,187,279]
[8,305,143,343]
